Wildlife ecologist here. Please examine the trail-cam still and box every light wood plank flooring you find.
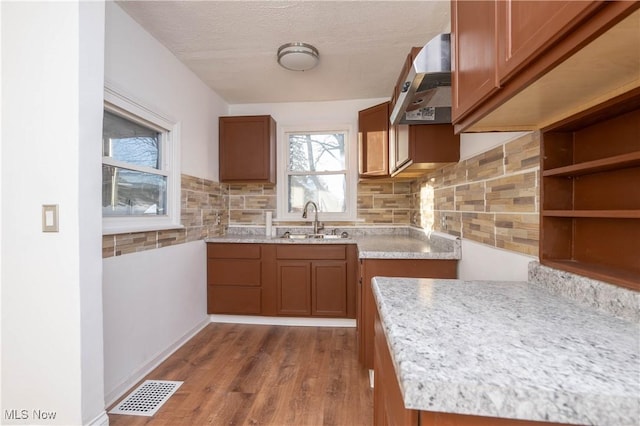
[108,323,373,425]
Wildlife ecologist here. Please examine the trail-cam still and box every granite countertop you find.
[372,276,640,425]
[205,227,461,260]
[355,235,459,260]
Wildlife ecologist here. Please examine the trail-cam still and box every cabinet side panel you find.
[410,124,460,163]
[374,310,419,425]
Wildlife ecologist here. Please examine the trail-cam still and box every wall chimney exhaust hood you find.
[390,33,451,125]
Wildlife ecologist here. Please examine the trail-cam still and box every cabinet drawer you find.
[207,243,261,259]
[207,259,261,286]
[208,286,261,314]
[276,244,346,260]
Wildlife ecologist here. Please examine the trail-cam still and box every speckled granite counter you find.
[205,227,461,260]
[372,276,640,425]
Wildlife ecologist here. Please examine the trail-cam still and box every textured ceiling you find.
[116,0,451,104]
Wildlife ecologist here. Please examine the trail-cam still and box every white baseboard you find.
[86,410,109,426]
[209,314,356,328]
[104,317,209,407]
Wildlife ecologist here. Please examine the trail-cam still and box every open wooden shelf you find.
[543,151,640,177]
[541,259,639,291]
[541,89,640,292]
[542,210,640,218]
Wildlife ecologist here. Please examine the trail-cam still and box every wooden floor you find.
[108,323,373,426]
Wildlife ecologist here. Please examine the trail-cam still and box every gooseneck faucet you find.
[302,200,324,235]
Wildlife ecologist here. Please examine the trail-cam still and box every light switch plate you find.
[42,204,59,232]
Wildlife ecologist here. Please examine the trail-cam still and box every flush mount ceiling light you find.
[277,42,319,71]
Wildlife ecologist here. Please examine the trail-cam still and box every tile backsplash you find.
[102,174,227,258]
[103,132,540,258]
[411,131,540,256]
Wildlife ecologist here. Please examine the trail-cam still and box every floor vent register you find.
[109,380,183,417]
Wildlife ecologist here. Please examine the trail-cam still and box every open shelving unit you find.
[540,88,640,291]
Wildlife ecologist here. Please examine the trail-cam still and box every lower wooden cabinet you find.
[207,243,265,315]
[359,258,457,370]
[276,261,312,315]
[312,261,347,317]
[207,243,356,318]
[275,244,355,318]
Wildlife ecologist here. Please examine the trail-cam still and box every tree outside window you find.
[286,131,347,214]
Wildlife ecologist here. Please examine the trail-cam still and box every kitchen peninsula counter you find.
[371,276,640,425]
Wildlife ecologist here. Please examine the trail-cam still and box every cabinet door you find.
[312,261,347,317]
[219,115,276,183]
[497,1,602,83]
[276,261,311,315]
[409,124,460,163]
[358,102,390,177]
[393,124,410,171]
[451,0,500,122]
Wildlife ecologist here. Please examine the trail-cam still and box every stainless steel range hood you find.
[390,33,451,125]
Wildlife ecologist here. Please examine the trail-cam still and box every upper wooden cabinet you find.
[451,0,499,122]
[358,101,390,177]
[452,0,640,132]
[496,1,601,83]
[391,124,460,178]
[219,115,276,183]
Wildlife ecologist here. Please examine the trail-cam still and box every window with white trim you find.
[102,86,181,234]
[278,125,357,221]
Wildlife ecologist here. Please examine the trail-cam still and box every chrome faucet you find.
[302,200,324,235]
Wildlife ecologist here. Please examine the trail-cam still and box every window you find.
[278,125,357,221]
[102,85,181,234]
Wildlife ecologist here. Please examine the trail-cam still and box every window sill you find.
[103,223,184,236]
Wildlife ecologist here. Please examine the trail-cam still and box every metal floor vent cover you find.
[109,380,183,417]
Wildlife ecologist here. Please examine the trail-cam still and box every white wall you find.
[102,2,226,404]
[78,2,108,424]
[105,2,227,182]
[458,240,535,282]
[457,131,537,281]
[459,131,528,160]
[102,242,207,404]
[1,2,106,424]
[229,98,388,127]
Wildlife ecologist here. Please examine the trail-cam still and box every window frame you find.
[277,123,357,222]
[102,84,181,235]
